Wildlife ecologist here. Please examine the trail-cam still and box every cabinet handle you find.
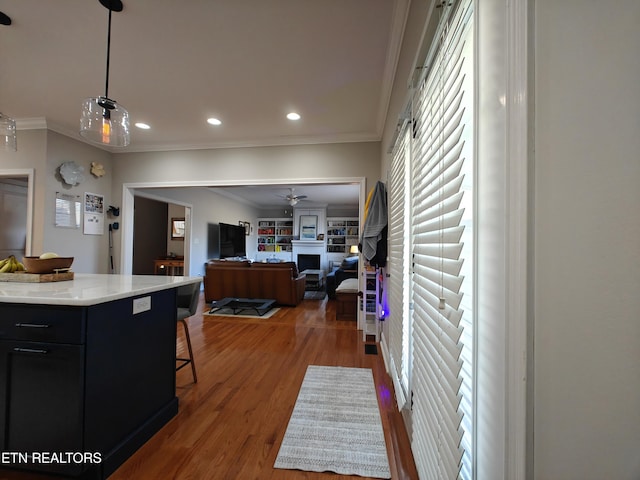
[13,347,49,355]
[14,323,50,329]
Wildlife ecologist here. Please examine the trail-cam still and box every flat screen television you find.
[219,222,247,258]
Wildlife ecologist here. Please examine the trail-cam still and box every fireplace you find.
[292,239,326,272]
[297,254,320,272]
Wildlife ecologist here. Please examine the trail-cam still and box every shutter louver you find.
[409,0,474,478]
[388,124,411,409]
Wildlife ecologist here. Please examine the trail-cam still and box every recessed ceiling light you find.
[135,122,151,130]
[286,112,301,121]
[207,118,222,126]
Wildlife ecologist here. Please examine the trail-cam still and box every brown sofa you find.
[203,260,306,306]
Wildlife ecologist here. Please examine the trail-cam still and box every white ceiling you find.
[0,0,408,154]
[208,183,361,209]
[1,1,412,208]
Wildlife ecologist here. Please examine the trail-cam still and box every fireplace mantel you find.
[291,240,324,247]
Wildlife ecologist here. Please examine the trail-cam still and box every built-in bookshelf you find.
[257,218,294,253]
[326,218,359,253]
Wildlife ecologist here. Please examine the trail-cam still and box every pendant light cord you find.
[104,7,112,99]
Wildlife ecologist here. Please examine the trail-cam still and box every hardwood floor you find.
[1,295,418,480]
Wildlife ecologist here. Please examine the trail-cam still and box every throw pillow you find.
[340,255,359,270]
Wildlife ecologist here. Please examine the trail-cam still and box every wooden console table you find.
[154,258,184,275]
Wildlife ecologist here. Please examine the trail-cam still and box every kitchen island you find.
[0,274,202,479]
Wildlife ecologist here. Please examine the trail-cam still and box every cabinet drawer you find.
[0,305,85,344]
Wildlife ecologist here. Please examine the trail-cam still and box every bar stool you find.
[176,281,201,383]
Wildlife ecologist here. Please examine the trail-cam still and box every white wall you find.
[44,131,113,273]
[1,129,113,272]
[533,1,640,478]
[380,0,429,167]
[139,187,261,276]
[4,133,378,274]
[110,142,380,188]
[110,142,379,273]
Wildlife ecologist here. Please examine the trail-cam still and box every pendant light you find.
[0,11,11,26]
[0,112,17,152]
[0,12,17,151]
[79,0,130,147]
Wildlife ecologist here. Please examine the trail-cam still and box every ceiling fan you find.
[279,188,308,206]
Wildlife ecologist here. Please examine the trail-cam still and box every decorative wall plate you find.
[59,161,85,186]
[91,162,106,178]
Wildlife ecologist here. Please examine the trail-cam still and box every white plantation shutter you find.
[388,124,411,409]
[410,0,474,478]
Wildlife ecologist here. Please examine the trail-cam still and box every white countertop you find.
[0,274,202,306]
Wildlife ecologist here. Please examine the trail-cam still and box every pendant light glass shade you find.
[0,112,17,152]
[80,97,130,147]
[79,1,130,147]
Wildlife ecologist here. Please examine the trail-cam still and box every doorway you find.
[0,169,34,259]
[119,178,366,275]
[132,196,170,275]
[131,194,189,275]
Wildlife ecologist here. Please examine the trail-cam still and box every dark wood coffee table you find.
[208,297,276,316]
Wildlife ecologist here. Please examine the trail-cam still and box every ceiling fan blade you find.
[277,187,307,203]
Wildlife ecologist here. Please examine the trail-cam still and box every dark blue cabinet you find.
[0,288,178,479]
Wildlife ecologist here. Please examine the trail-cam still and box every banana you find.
[0,259,12,273]
[15,261,25,271]
[0,256,22,273]
[8,256,17,273]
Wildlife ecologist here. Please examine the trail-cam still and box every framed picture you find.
[239,221,251,235]
[171,217,185,240]
[300,215,317,240]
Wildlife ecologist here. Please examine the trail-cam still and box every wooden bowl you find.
[22,256,74,274]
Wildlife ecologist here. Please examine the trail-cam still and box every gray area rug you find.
[304,290,327,300]
[274,365,391,479]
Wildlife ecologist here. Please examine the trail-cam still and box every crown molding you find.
[14,117,380,154]
[111,132,381,154]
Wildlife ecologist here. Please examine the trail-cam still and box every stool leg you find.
[179,318,197,383]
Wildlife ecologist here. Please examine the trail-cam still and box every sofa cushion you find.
[208,259,251,267]
[336,277,359,293]
[252,261,299,278]
[340,255,359,270]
